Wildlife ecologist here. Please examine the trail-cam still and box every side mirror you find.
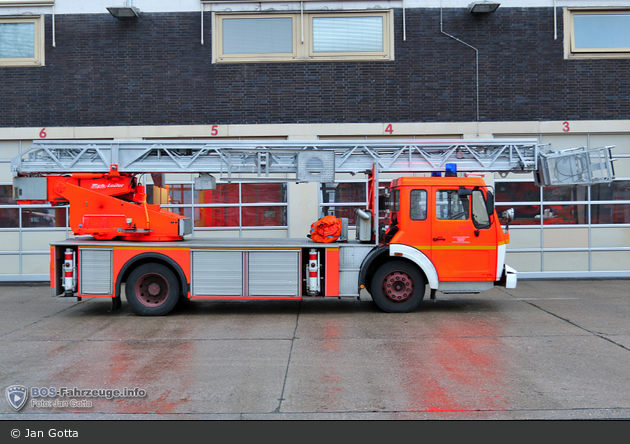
[501,208,515,232]
[457,187,472,197]
[378,191,388,213]
[485,190,495,216]
[502,208,515,223]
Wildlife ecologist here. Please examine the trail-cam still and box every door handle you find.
[433,237,445,241]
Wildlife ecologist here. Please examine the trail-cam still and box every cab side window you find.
[410,189,427,220]
[391,189,400,212]
[436,190,469,220]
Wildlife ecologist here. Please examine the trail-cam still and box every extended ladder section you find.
[535,145,616,186]
[11,139,615,186]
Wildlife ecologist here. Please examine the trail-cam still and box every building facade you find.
[1,0,629,280]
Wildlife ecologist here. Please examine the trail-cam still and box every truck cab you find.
[386,176,509,283]
[359,175,515,313]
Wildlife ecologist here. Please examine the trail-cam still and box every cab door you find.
[406,188,432,258]
[387,187,432,258]
[430,187,496,281]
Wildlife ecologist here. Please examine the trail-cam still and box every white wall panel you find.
[0,232,19,251]
[506,228,541,249]
[22,231,67,251]
[0,254,19,273]
[21,253,49,274]
[591,251,630,271]
[505,252,541,273]
[591,227,630,248]
[544,252,589,272]
[543,227,589,249]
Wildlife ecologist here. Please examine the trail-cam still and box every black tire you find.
[370,260,426,313]
[125,263,180,316]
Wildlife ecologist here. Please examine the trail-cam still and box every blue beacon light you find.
[445,163,457,177]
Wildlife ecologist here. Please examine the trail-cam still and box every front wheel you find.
[370,260,426,313]
[125,263,180,316]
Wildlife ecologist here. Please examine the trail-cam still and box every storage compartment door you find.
[339,245,373,296]
[247,251,300,297]
[192,250,243,296]
[79,248,113,295]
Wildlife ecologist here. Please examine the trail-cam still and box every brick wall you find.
[0,8,628,127]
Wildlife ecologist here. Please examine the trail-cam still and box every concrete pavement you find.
[1,280,630,420]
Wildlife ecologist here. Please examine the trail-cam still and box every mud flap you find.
[109,297,122,312]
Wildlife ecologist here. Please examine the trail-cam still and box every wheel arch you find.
[358,245,390,293]
[387,244,439,290]
[116,253,188,300]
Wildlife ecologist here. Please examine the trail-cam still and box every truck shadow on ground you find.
[68,296,501,317]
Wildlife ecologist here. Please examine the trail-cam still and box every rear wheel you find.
[370,260,426,313]
[125,263,180,316]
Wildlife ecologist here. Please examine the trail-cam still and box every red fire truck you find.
[11,139,614,315]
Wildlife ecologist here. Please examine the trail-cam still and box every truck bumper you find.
[498,265,517,289]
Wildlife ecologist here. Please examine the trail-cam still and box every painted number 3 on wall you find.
[563,121,570,132]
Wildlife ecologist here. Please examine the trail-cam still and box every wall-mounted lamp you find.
[107,1,139,20]
[468,2,500,14]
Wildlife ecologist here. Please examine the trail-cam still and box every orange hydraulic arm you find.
[16,172,186,241]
